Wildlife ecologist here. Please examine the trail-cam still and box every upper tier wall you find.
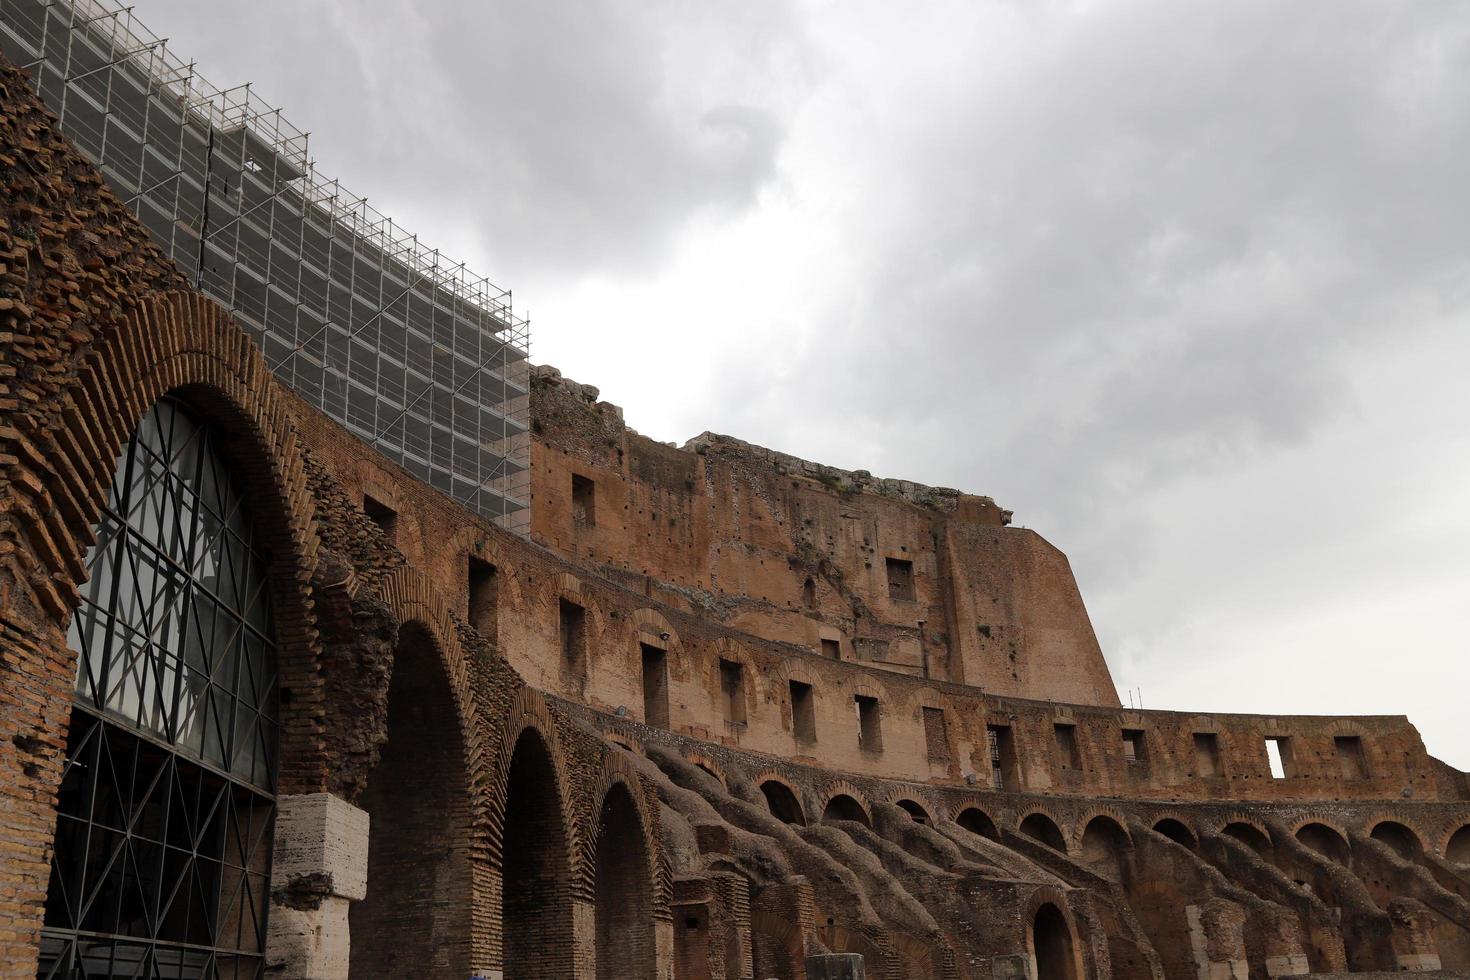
[528,367,1120,706]
[285,384,1467,805]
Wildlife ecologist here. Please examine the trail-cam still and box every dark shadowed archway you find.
[1297,823,1350,864]
[1223,822,1272,856]
[1370,821,1422,860]
[958,807,1000,841]
[502,727,576,979]
[896,799,930,824]
[1447,825,1470,865]
[351,623,473,979]
[1153,818,1198,850]
[1033,903,1078,980]
[1080,816,1130,880]
[761,780,806,825]
[1020,813,1068,852]
[595,782,657,980]
[822,794,871,827]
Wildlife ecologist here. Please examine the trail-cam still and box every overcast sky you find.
[133,0,1469,768]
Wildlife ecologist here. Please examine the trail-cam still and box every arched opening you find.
[1020,813,1068,852]
[1080,816,1130,880]
[40,398,280,976]
[803,577,817,609]
[1222,822,1272,856]
[958,807,1000,841]
[351,623,472,978]
[1033,902,1078,980]
[761,781,806,826]
[1447,825,1470,865]
[1296,823,1350,864]
[595,782,657,980]
[1370,821,1423,860]
[1153,818,1198,850]
[502,728,575,978]
[822,794,871,827]
[896,799,930,824]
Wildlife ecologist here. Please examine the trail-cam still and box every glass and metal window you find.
[40,398,278,979]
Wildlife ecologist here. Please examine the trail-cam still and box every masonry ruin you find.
[0,5,1467,979]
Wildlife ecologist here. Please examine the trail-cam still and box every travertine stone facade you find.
[1,49,1467,980]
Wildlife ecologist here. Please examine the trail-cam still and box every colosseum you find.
[0,3,1467,979]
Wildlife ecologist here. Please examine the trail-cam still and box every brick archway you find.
[0,292,327,974]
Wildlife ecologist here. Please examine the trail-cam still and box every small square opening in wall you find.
[1053,723,1080,770]
[885,557,916,602]
[363,494,398,542]
[1122,729,1148,766]
[855,695,883,753]
[789,680,816,743]
[1335,735,1368,780]
[571,473,596,527]
[1265,736,1293,779]
[820,638,841,660]
[719,659,746,725]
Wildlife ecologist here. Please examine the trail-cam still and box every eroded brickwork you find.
[2,48,1468,980]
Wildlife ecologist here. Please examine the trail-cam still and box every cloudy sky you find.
[133,0,1469,768]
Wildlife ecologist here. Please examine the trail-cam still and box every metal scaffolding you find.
[0,0,532,534]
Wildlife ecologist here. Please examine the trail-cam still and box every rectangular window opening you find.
[363,493,398,542]
[885,557,916,602]
[1334,735,1368,780]
[641,643,669,728]
[559,598,586,680]
[719,659,746,725]
[1122,729,1147,767]
[789,680,816,744]
[1265,736,1292,780]
[922,706,951,765]
[571,473,596,528]
[987,724,1015,791]
[820,638,841,660]
[855,695,883,753]
[468,556,497,639]
[1053,723,1080,770]
[1193,732,1221,779]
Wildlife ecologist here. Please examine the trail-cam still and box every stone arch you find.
[1294,821,1351,865]
[709,636,758,725]
[350,618,475,978]
[758,776,807,826]
[590,764,664,980]
[1369,820,1424,859]
[955,806,1000,841]
[0,293,331,974]
[822,792,872,827]
[1,293,326,766]
[895,798,931,824]
[494,700,580,980]
[1221,820,1273,856]
[1152,817,1199,850]
[685,751,728,788]
[1020,811,1069,852]
[1444,824,1470,865]
[1024,890,1083,980]
[1079,814,1132,879]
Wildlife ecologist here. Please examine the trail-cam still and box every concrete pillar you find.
[1186,899,1248,980]
[265,793,369,980]
[1388,897,1443,972]
[805,953,865,980]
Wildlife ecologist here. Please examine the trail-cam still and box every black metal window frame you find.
[40,397,279,980]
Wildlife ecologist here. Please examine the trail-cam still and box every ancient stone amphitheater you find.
[0,40,1467,980]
